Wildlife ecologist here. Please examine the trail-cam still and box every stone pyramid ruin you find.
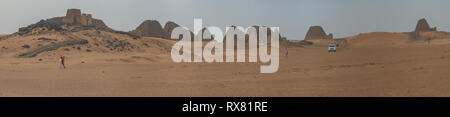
[163,21,181,39]
[304,26,333,40]
[415,18,437,32]
[129,20,167,39]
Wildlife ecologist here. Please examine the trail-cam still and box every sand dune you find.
[345,32,411,47]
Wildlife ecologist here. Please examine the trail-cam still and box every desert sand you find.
[2,31,450,97]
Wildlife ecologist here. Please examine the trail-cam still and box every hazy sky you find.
[0,0,449,40]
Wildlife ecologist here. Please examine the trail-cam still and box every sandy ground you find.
[1,32,450,97]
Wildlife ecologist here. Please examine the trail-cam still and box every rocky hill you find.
[0,9,173,58]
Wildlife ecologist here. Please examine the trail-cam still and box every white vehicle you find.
[328,44,336,52]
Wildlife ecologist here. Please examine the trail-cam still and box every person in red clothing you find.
[59,56,66,69]
[62,56,66,68]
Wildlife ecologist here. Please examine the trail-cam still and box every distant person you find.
[285,48,289,57]
[59,56,66,69]
[62,56,66,69]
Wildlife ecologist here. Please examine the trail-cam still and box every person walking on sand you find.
[59,56,66,69]
[285,48,289,57]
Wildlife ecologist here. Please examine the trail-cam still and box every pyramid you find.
[415,18,437,32]
[163,21,181,39]
[130,20,167,39]
[304,26,333,40]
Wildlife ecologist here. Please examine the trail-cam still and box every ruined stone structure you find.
[17,9,112,36]
[415,18,436,32]
[62,9,81,23]
[304,26,333,40]
[62,9,94,26]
